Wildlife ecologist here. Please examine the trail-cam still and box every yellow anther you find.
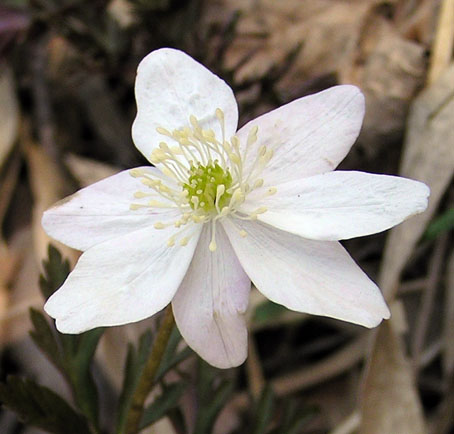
[156,126,171,136]
[134,191,148,198]
[215,108,224,121]
[180,237,190,246]
[253,179,264,189]
[154,222,166,229]
[209,241,217,252]
[130,168,144,178]
[267,187,277,195]
[167,236,175,247]
[148,200,169,207]
[229,153,240,164]
[129,204,143,210]
[239,230,248,238]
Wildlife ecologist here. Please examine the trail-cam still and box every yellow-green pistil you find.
[183,161,232,213]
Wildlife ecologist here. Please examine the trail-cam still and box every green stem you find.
[125,305,175,434]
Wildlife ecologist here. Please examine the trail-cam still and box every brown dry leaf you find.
[23,140,79,267]
[1,228,42,344]
[211,0,381,84]
[379,63,454,300]
[205,0,426,154]
[443,249,454,375]
[360,322,426,434]
[349,17,425,153]
[0,65,19,171]
[65,153,120,187]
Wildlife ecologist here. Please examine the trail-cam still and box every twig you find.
[411,234,448,372]
[246,334,265,400]
[427,0,454,85]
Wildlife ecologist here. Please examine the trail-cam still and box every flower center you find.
[183,162,233,213]
[129,108,276,250]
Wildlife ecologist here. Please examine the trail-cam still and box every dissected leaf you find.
[140,382,186,429]
[251,385,274,434]
[155,326,193,382]
[29,307,63,371]
[193,360,234,434]
[0,376,91,434]
[39,244,71,299]
[34,245,103,430]
[116,329,153,433]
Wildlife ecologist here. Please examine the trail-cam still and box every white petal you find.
[42,167,179,251]
[45,223,202,333]
[242,171,430,241]
[237,85,364,185]
[223,219,390,328]
[132,48,238,161]
[172,224,250,368]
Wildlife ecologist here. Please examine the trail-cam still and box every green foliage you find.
[32,245,105,430]
[155,327,192,382]
[140,382,185,429]
[39,244,71,299]
[424,207,454,240]
[116,330,153,433]
[251,385,274,434]
[253,300,288,325]
[193,360,234,434]
[0,376,91,434]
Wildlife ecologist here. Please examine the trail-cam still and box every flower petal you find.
[241,171,430,241]
[172,224,250,368]
[42,167,179,251]
[237,85,365,185]
[223,219,390,328]
[132,48,238,162]
[45,223,202,333]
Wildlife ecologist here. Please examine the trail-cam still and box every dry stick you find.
[246,335,265,400]
[411,234,449,372]
[427,0,454,86]
[125,305,175,434]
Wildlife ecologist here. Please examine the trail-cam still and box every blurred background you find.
[0,0,453,433]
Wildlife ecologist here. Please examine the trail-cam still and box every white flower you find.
[43,48,429,369]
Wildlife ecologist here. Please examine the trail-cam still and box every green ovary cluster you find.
[183,162,233,213]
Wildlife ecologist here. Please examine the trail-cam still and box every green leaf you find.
[65,328,104,430]
[193,360,234,434]
[34,245,103,430]
[116,329,153,434]
[39,244,71,299]
[269,401,317,434]
[253,300,288,325]
[0,376,91,434]
[423,207,454,240]
[140,382,186,429]
[155,327,193,382]
[29,308,63,371]
[251,385,274,434]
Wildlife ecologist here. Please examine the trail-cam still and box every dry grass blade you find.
[22,132,79,267]
[426,0,454,85]
[379,63,454,300]
[443,250,454,375]
[0,66,19,171]
[360,322,426,434]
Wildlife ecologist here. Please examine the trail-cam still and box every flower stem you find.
[125,305,175,434]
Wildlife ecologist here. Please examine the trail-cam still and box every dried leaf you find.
[443,250,454,375]
[65,153,120,187]
[360,322,426,434]
[0,65,18,170]
[23,141,79,267]
[379,63,454,299]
